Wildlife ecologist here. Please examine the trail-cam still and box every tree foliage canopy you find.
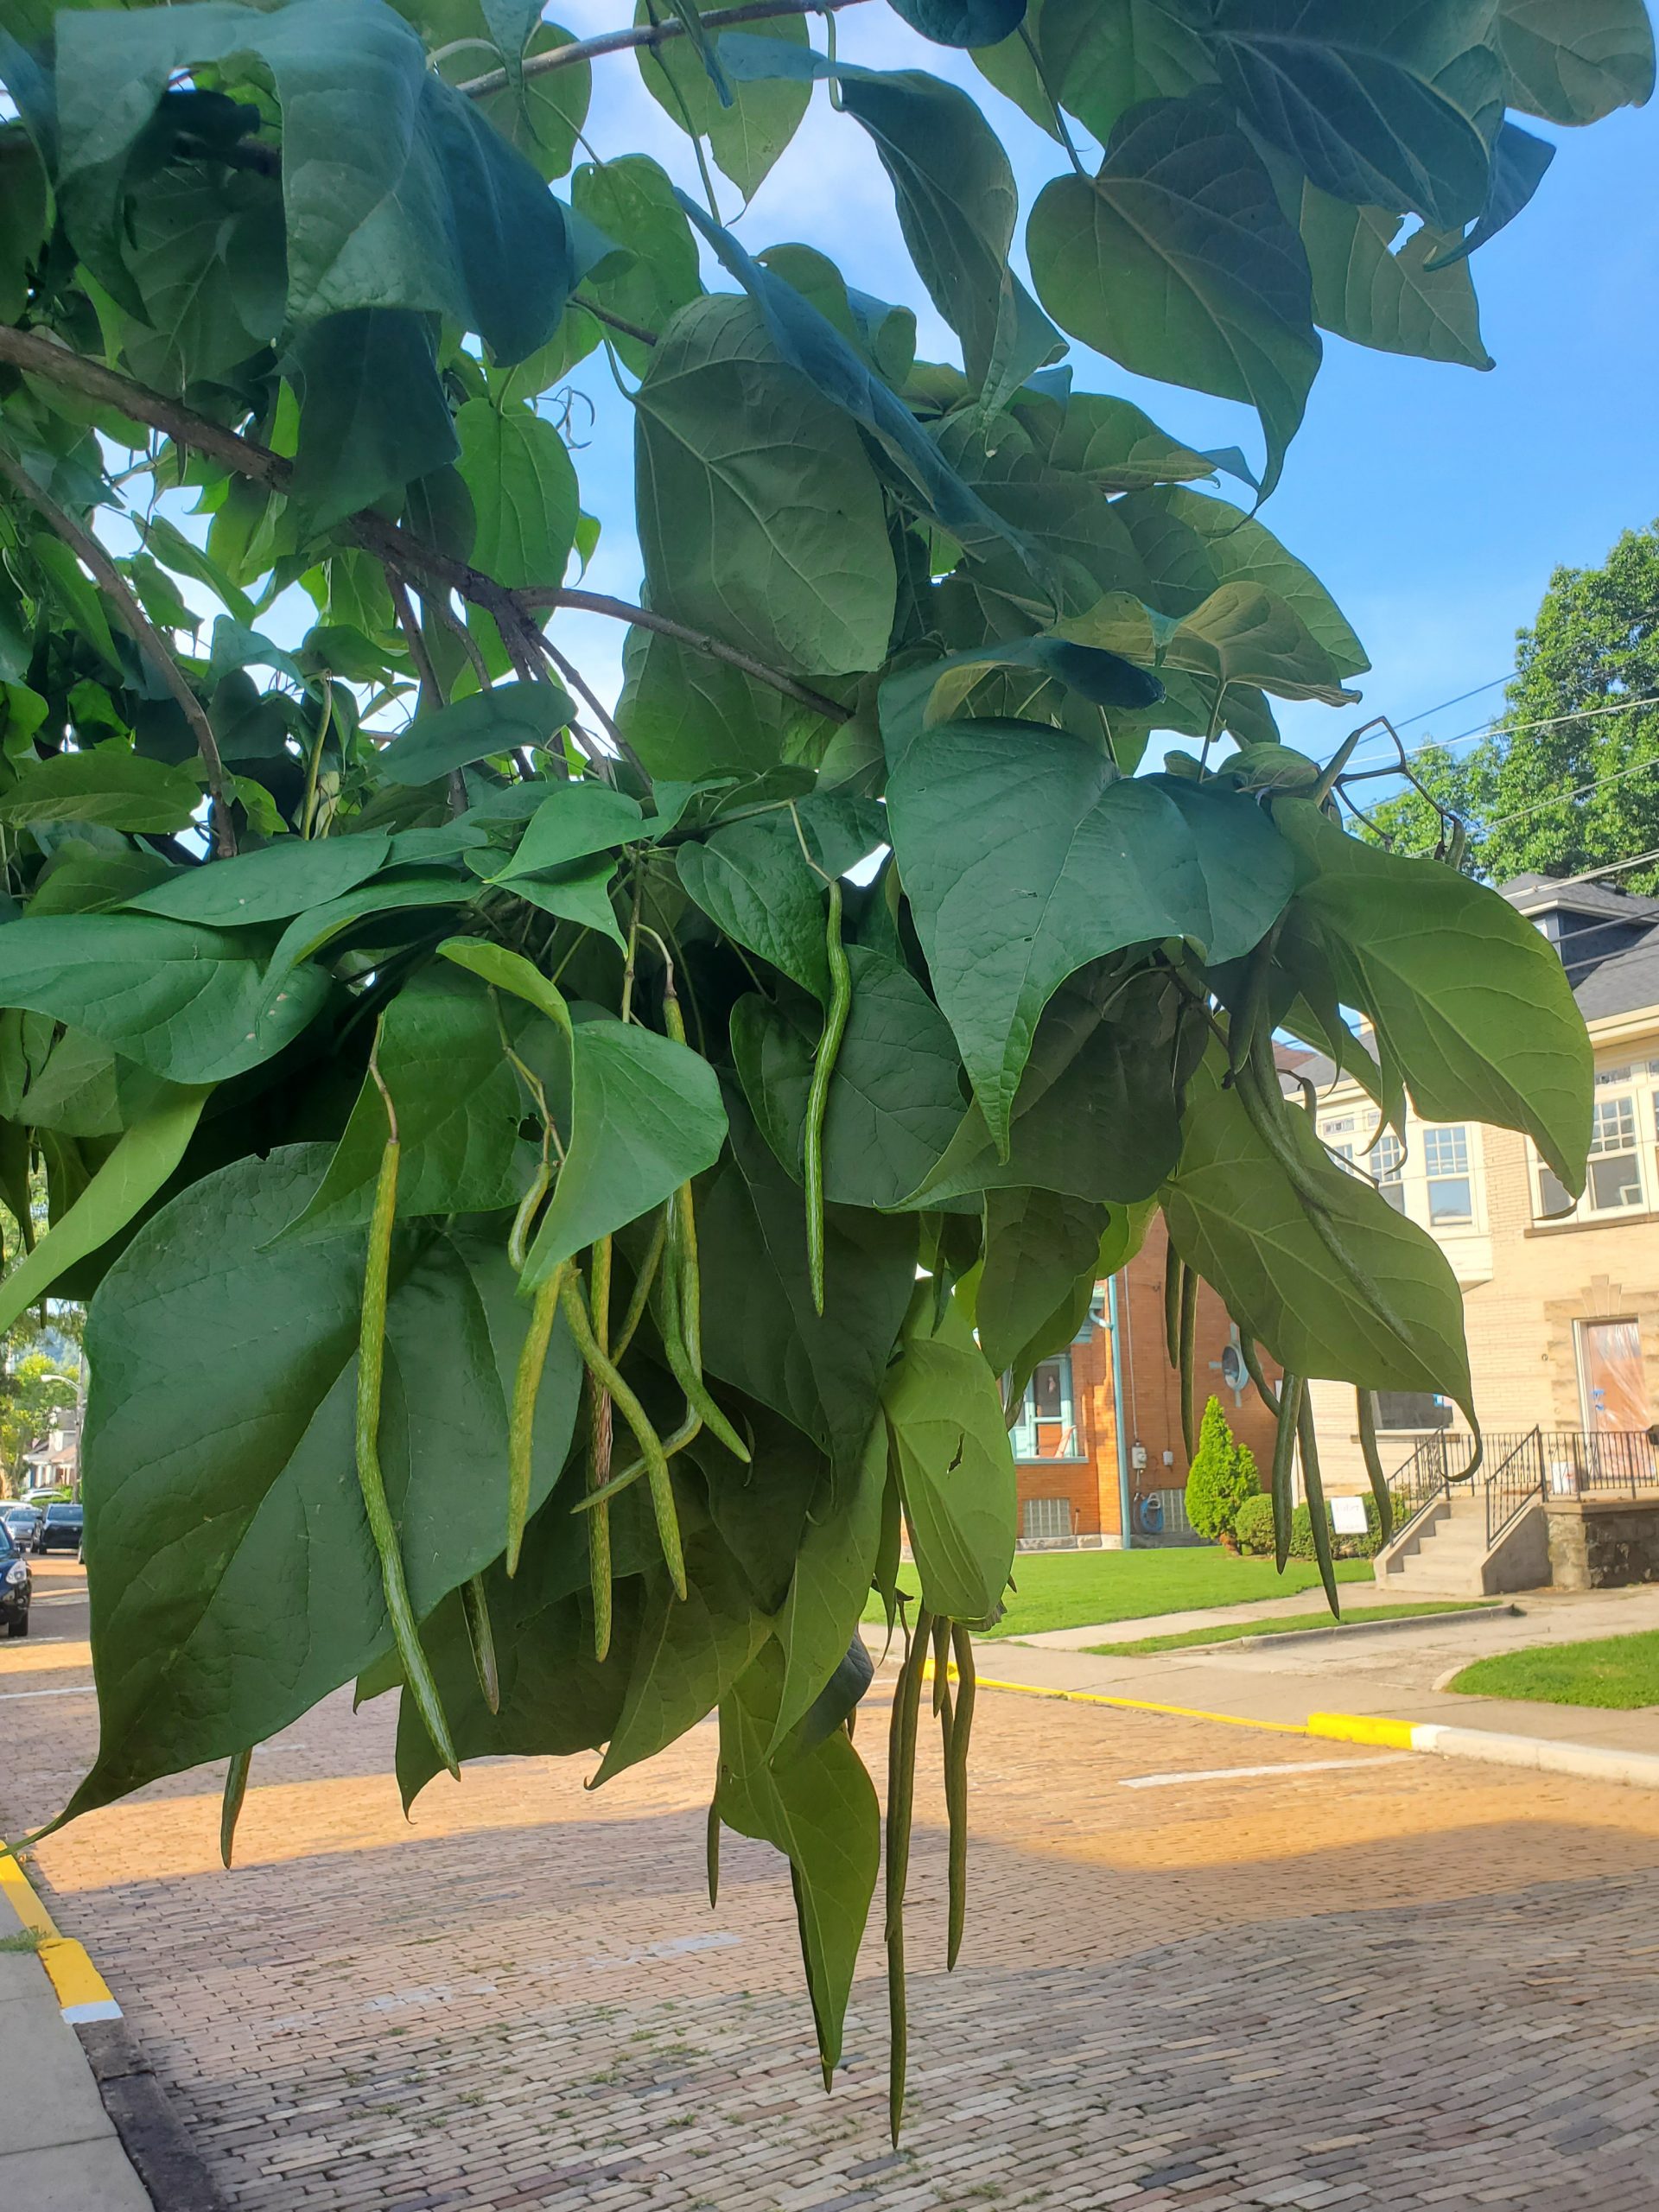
[0,0,1644,2125]
[1365,522,1659,894]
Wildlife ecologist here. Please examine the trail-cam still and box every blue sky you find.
[546,2,1659,776]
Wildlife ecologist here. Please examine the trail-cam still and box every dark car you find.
[1,1504,41,1553]
[35,1503,83,1555]
[0,1528,29,1637]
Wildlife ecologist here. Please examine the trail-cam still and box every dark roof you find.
[1499,874,1659,1021]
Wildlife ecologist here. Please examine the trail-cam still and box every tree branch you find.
[459,0,874,97]
[0,323,851,726]
[570,294,658,350]
[0,442,237,856]
[524,588,849,721]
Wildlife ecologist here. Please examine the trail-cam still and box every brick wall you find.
[1012,1216,1283,1545]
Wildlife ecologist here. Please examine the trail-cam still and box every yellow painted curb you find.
[1307,1712,1418,1749]
[924,1662,1306,1736]
[0,1847,120,2024]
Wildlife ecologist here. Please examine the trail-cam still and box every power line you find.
[1480,744,1659,833]
[1389,671,1512,733]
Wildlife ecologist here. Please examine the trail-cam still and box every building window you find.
[1374,1391,1453,1430]
[1536,1160,1575,1219]
[1423,1126,1473,1225]
[1372,1130,1407,1212]
[1021,1497,1073,1541]
[1586,1095,1643,1211]
[1011,1354,1084,1460]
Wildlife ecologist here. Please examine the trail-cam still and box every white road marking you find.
[1119,1754,1414,1789]
[0,1684,94,1701]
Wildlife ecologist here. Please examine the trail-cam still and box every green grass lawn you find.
[1088,1599,1496,1656]
[866,1547,1373,1640]
[1446,1629,1659,1710]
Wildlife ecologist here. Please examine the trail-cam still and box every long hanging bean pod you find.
[357,1116,458,1776]
[559,1267,685,1599]
[706,1799,721,1910]
[804,878,852,1316]
[885,1607,931,2147]
[610,1208,666,1366]
[1163,1247,1183,1370]
[460,1574,500,1713]
[1298,1387,1341,1617]
[219,1748,251,1870]
[945,1622,976,1971]
[587,1235,615,1663]
[1356,1389,1395,1545]
[930,1612,953,1723]
[1236,1327,1281,1416]
[655,1218,748,1460]
[506,1261,569,1577]
[1178,1260,1198,1463]
[1271,1373,1305,1576]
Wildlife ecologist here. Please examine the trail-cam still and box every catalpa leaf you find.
[122,835,392,925]
[1029,99,1320,499]
[65,1147,582,1818]
[1275,799,1593,1192]
[377,682,575,784]
[883,1297,1014,1623]
[885,718,1293,1152]
[0,748,202,833]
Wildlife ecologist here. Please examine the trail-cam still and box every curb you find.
[925,1663,1305,1735]
[1218,1603,1515,1652]
[0,1844,119,2023]
[2,1847,229,2210]
[1309,1711,1659,1789]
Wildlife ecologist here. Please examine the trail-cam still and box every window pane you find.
[1590,1096,1637,1154]
[1022,1497,1071,1541]
[1372,1133,1404,1179]
[1427,1176,1472,1224]
[1590,1152,1643,1210]
[1423,1127,1468,1177]
[1537,1163,1574,1218]
[1032,1357,1071,1422]
[1379,1181,1408,1214]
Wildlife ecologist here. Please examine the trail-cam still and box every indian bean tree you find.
[0,0,1645,2133]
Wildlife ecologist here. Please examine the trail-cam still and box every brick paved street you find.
[4,1561,1659,2209]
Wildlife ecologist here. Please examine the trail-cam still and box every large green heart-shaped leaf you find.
[569,155,702,375]
[283,966,526,1237]
[677,799,885,1003]
[56,0,579,358]
[123,835,392,925]
[1275,800,1594,1190]
[289,308,459,532]
[64,1145,582,1818]
[1164,1059,1473,1414]
[697,1091,917,1471]
[636,296,897,678]
[886,718,1293,1151]
[1493,0,1656,124]
[377,682,575,784]
[906,980,1192,1206]
[716,1643,880,2076]
[457,398,580,592]
[882,1299,1015,1623]
[976,1185,1109,1376]
[730,950,967,1207]
[0,749,203,833]
[1163,582,1360,704]
[772,1416,889,1752]
[636,7,810,199]
[617,626,837,780]
[888,0,1027,45]
[1208,1,1503,231]
[1029,99,1319,498]
[519,1014,729,1290]
[489,784,645,880]
[0,913,331,1082]
[1154,489,1370,677]
[879,635,1163,766]
[1291,180,1491,370]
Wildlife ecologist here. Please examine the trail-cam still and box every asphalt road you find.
[4,1560,1659,2211]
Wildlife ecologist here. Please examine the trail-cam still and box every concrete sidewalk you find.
[0,1875,150,2209]
[961,1584,1659,1758]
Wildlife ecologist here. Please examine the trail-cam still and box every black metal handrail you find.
[1388,1425,1659,1556]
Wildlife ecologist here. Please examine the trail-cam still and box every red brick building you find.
[1011,1213,1283,1548]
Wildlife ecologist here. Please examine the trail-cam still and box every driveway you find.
[4,1563,1659,2210]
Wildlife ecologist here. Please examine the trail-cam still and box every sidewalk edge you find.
[1310,1711,1659,1789]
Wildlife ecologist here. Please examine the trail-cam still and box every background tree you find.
[1184,1396,1261,1548]
[1362,522,1659,889]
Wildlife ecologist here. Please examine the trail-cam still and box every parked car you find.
[2,1504,41,1553]
[0,1527,29,1637]
[34,1503,83,1555]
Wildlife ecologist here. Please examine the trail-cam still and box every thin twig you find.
[458,0,873,96]
[423,588,495,695]
[523,588,849,721]
[0,442,236,855]
[386,570,467,814]
[570,295,658,349]
[540,634,628,759]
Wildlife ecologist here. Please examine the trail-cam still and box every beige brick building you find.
[1304,873,1659,1493]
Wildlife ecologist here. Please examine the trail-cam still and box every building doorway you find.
[1577,1319,1649,1433]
